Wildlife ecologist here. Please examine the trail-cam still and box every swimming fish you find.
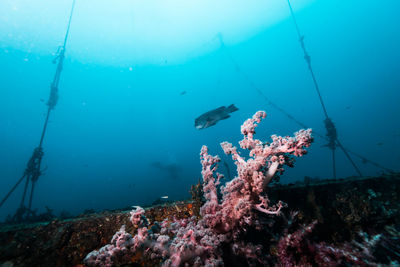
[195,104,238,130]
[151,162,181,180]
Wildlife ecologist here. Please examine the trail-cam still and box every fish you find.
[195,104,238,130]
[160,196,169,199]
[151,161,181,179]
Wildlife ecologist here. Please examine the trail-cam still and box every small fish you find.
[180,91,186,96]
[160,196,168,199]
[195,104,238,130]
[376,142,384,146]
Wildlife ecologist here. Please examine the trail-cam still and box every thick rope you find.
[0,0,76,218]
[217,33,393,176]
[285,0,362,177]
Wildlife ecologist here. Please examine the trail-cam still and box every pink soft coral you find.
[215,111,312,233]
[84,111,313,267]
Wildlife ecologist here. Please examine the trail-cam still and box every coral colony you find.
[84,111,314,266]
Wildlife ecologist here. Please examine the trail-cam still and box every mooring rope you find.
[0,0,76,220]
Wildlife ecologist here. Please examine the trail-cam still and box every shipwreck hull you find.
[0,173,399,266]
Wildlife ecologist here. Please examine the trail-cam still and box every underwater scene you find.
[1,0,399,266]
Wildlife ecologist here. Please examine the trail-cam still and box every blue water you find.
[1,0,399,221]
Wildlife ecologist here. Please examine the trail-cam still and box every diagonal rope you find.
[0,0,76,219]
[285,0,362,177]
[216,33,394,176]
